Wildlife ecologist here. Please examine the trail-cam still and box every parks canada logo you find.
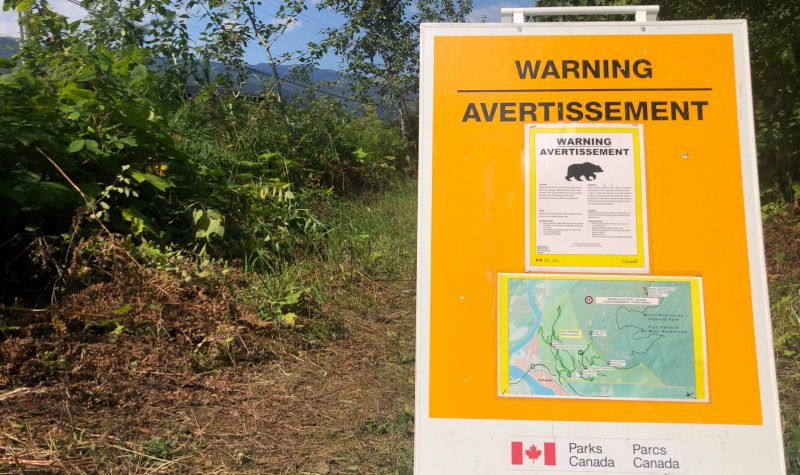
[510,441,556,466]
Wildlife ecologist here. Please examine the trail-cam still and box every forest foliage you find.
[0,0,465,306]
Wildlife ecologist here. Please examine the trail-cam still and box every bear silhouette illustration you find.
[565,162,603,181]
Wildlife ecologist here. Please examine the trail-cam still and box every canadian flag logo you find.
[511,441,556,466]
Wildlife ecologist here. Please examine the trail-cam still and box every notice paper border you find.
[498,273,708,403]
[525,123,649,273]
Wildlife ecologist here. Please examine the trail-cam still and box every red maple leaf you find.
[525,444,542,461]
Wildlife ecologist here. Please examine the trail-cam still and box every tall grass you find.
[316,179,417,281]
[238,179,418,323]
[772,280,800,474]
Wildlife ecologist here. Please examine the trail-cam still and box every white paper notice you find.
[526,124,648,273]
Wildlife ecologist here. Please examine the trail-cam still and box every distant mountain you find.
[250,63,340,82]
[0,37,351,102]
[0,36,19,59]
[212,62,352,102]
[174,60,353,102]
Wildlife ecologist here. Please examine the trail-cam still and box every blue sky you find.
[0,0,533,70]
[245,0,535,69]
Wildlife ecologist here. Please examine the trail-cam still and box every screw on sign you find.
[584,296,594,304]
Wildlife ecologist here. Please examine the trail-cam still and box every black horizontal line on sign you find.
[456,87,713,93]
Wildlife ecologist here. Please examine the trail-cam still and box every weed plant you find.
[0,0,411,305]
[1,57,407,304]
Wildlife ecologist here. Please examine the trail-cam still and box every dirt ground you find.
[0,241,416,474]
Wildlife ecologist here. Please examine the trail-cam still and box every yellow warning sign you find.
[426,33,762,425]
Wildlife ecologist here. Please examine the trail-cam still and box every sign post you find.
[416,6,786,474]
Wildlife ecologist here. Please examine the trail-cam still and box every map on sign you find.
[498,274,707,401]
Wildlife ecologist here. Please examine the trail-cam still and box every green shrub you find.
[0,0,409,303]
[0,19,185,302]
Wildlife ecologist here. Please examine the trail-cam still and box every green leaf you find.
[192,208,203,224]
[194,208,225,240]
[91,318,124,334]
[60,82,95,101]
[110,322,125,335]
[71,42,89,56]
[15,0,35,12]
[369,250,384,264]
[129,64,148,85]
[84,139,99,152]
[121,207,154,236]
[205,208,223,221]
[208,221,225,238]
[284,290,302,305]
[74,65,95,82]
[68,139,85,153]
[114,303,133,315]
[131,171,173,191]
[118,137,137,147]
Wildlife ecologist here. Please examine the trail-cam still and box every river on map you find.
[508,281,542,354]
[508,280,556,396]
[508,365,555,395]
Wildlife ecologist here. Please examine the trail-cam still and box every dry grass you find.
[0,183,418,474]
[763,209,800,474]
[0,258,415,474]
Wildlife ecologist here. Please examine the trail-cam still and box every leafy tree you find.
[316,0,472,150]
[238,0,305,105]
[657,1,800,202]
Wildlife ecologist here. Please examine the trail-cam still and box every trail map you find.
[499,274,707,401]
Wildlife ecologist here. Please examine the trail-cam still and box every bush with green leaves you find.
[171,93,405,191]
[0,8,185,301]
[166,94,405,269]
[0,0,411,303]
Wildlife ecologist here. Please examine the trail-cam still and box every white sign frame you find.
[416,20,785,475]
